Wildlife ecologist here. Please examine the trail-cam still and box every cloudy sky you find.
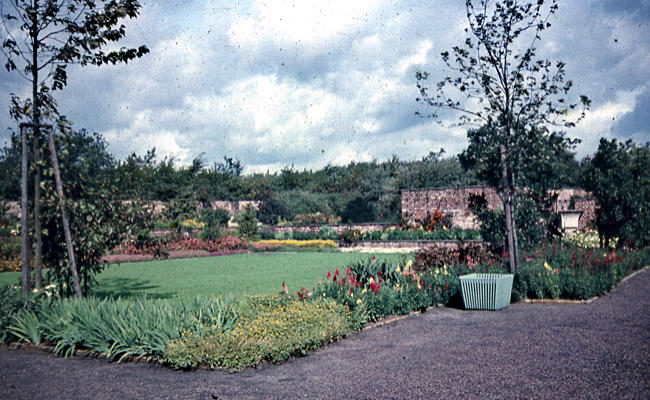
[1,0,648,174]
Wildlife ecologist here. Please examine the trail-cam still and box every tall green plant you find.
[237,204,259,240]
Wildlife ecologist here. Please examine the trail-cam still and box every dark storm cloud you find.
[612,87,650,140]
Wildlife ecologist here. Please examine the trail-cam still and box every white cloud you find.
[229,0,381,49]
[396,40,433,76]
[571,89,639,156]
[0,0,648,174]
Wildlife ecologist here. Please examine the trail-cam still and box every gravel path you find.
[1,268,648,400]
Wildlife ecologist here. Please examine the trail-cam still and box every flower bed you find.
[2,243,648,371]
[111,235,248,259]
[253,239,337,249]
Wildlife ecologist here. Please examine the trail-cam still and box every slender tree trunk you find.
[46,126,82,298]
[509,172,519,269]
[500,145,516,273]
[33,126,43,290]
[20,124,32,295]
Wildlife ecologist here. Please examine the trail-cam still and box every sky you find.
[0,0,649,174]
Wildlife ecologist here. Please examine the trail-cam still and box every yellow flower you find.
[396,266,401,273]
[544,261,551,270]
[356,298,363,305]
[434,268,440,275]
[369,277,374,283]
[406,260,413,268]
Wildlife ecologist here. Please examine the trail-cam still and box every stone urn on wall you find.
[559,210,582,234]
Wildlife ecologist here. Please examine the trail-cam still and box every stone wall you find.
[401,186,597,230]
[267,223,391,235]
[401,186,502,229]
[209,200,260,214]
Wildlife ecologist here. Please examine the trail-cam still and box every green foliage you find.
[340,196,376,223]
[317,226,339,240]
[255,190,289,225]
[0,285,44,343]
[237,204,259,240]
[469,192,547,252]
[162,295,350,370]
[198,208,230,241]
[581,139,650,248]
[4,295,238,361]
[512,242,640,300]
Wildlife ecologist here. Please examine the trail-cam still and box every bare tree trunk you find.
[46,126,82,298]
[500,145,516,273]
[509,172,519,269]
[33,129,43,290]
[509,196,519,266]
[20,124,32,295]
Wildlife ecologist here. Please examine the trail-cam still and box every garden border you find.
[520,264,650,305]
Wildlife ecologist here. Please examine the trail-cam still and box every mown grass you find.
[0,252,407,299]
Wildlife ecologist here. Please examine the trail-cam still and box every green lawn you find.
[0,252,407,299]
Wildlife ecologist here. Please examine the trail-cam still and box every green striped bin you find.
[459,273,514,310]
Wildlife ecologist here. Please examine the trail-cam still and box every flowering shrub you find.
[401,208,453,231]
[562,229,618,249]
[512,242,639,300]
[309,257,457,326]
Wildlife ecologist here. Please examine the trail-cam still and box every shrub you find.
[469,192,547,251]
[198,208,230,241]
[237,204,259,240]
[317,226,339,240]
[412,244,498,273]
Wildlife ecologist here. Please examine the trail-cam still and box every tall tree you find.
[416,0,589,272]
[1,0,149,297]
[581,139,650,249]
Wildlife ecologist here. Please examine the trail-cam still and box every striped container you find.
[459,273,514,310]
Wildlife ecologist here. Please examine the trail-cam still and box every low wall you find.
[339,240,484,251]
[267,223,393,234]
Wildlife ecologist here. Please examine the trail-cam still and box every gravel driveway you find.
[1,268,648,400]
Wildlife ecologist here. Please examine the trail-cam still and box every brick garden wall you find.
[401,186,597,230]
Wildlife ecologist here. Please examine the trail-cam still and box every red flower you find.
[445,284,450,291]
[327,271,331,279]
[369,282,381,294]
[372,256,376,260]
[334,268,340,276]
